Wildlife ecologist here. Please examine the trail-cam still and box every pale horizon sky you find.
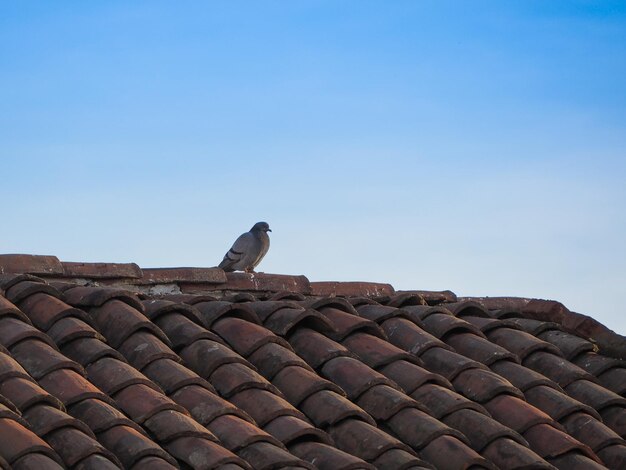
[1,2,625,333]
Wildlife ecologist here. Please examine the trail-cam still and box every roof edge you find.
[463,296,626,360]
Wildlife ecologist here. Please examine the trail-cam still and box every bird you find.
[218,222,271,273]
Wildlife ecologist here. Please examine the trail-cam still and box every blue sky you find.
[1,2,625,333]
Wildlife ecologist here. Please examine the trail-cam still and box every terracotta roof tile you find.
[342,331,423,369]
[573,350,625,376]
[445,332,520,366]
[525,384,602,421]
[379,359,452,393]
[61,261,142,279]
[235,441,315,469]
[522,423,600,462]
[208,414,283,451]
[90,299,171,349]
[490,359,562,392]
[272,365,345,407]
[0,349,31,383]
[112,383,188,424]
[538,329,598,360]
[385,406,469,449]
[317,306,385,341]
[21,402,90,437]
[2,259,626,468]
[0,317,58,350]
[547,451,607,470]
[290,442,376,470]
[482,438,556,469]
[302,297,358,314]
[0,375,63,411]
[211,362,283,398]
[39,368,114,407]
[381,291,428,308]
[43,425,121,467]
[68,398,146,435]
[164,436,249,469]
[564,379,626,412]
[153,311,226,350]
[213,316,292,357]
[263,415,330,446]
[506,317,562,336]
[486,326,564,360]
[5,280,61,304]
[288,328,353,369]
[143,298,205,324]
[216,272,311,295]
[451,367,524,403]
[62,336,128,367]
[560,411,624,453]
[369,448,432,470]
[9,335,80,379]
[171,383,253,425]
[395,304,453,322]
[143,409,215,442]
[229,388,307,427]
[419,346,488,381]
[483,394,555,434]
[396,289,457,305]
[355,384,425,420]
[264,307,333,337]
[597,366,626,396]
[0,417,63,466]
[195,300,261,327]
[441,408,526,451]
[421,312,486,340]
[411,382,489,419]
[12,453,64,470]
[63,286,144,310]
[0,254,63,280]
[328,418,413,461]
[268,291,307,301]
[140,267,225,285]
[117,331,180,371]
[419,435,496,469]
[309,281,393,298]
[444,300,491,318]
[321,356,400,399]
[382,316,451,355]
[248,342,316,380]
[597,443,626,469]
[47,316,105,347]
[0,294,31,324]
[181,338,249,377]
[462,314,521,333]
[86,356,161,395]
[17,291,89,330]
[143,357,215,395]
[299,390,376,427]
[129,455,177,470]
[97,424,178,468]
[599,405,626,438]
[0,401,23,423]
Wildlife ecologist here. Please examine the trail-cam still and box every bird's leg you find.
[245,267,256,274]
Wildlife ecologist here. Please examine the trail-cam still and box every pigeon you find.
[218,222,271,273]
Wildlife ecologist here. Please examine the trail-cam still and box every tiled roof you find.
[0,254,625,469]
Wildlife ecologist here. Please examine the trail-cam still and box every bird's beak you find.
[268,229,272,232]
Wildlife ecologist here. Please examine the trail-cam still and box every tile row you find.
[381,297,626,469]
[2,276,249,469]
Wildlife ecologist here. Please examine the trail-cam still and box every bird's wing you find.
[219,232,254,270]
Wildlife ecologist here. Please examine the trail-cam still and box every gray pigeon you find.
[218,222,271,273]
